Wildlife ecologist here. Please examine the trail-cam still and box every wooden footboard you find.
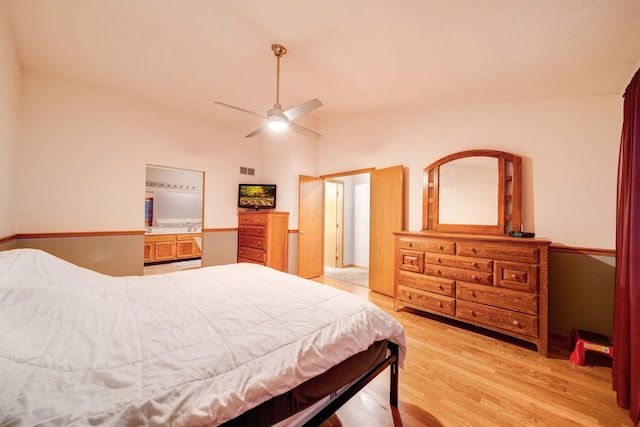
[302,341,400,426]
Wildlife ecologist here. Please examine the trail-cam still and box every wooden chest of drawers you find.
[237,211,289,272]
[394,231,551,356]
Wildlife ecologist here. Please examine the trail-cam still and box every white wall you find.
[10,62,625,251]
[16,72,268,232]
[0,2,20,238]
[319,96,622,249]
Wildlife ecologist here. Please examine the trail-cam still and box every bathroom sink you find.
[146,227,198,235]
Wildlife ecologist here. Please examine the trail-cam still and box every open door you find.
[324,180,344,268]
[298,175,324,278]
[369,165,404,296]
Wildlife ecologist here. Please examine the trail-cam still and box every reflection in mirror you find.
[145,165,203,231]
[439,156,498,225]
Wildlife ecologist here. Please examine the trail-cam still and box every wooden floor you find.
[316,275,634,427]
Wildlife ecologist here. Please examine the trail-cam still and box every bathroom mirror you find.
[145,165,204,233]
[423,149,522,234]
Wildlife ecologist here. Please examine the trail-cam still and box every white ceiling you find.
[7,0,640,131]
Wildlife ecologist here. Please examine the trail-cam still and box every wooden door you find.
[369,165,404,296]
[298,175,324,278]
[324,180,344,268]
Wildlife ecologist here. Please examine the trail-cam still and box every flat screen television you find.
[238,184,276,210]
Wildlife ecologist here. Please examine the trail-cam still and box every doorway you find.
[299,165,403,296]
[323,174,370,288]
[143,165,204,275]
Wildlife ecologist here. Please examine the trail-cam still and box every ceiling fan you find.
[215,44,322,139]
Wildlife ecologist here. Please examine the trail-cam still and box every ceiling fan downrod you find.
[271,44,286,107]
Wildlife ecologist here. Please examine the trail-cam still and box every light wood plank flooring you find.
[143,259,201,275]
[316,275,633,427]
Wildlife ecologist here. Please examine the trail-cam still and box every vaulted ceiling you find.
[7,0,640,131]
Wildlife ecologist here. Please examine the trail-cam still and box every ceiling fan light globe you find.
[267,117,288,131]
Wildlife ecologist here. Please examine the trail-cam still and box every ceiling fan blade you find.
[288,121,322,139]
[283,98,322,121]
[245,125,267,138]
[215,101,267,119]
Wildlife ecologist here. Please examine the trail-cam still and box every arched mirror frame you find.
[422,149,522,234]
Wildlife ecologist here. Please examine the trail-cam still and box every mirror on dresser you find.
[423,149,522,234]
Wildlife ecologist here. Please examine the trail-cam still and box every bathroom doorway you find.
[143,165,204,275]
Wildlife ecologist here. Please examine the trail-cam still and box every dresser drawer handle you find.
[435,269,441,275]
[512,320,520,326]
[438,245,444,250]
[469,310,476,316]
[408,242,413,247]
[471,262,478,267]
[471,275,478,281]
[511,274,517,279]
[437,301,443,308]
[438,285,444,290]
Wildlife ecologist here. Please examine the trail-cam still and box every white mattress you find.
[0,249,405,426]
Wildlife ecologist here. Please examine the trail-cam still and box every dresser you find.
[394,231,551,356]
[237,211,289,272]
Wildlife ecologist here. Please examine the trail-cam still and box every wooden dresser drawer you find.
[456,282,538,315]
[495,261,538,292]
[238,225,266,237]
[238,256,264,266]
[456,300,538,337]
[238,246,266,263]
[398,286,455,316]
[398,270,455,296]
[424,264,493,286]
[425,253,493,272]
[456,241,539,263]
[398,250,424,273]
[238,213,269,225]
[238,235,265,250]
[398,237,455,255]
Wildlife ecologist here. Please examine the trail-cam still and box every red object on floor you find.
[569,329,614,366]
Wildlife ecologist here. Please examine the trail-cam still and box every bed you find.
[0,248,406,426]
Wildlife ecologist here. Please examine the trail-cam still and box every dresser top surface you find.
[394,230,551,245]
[238,210,289,216]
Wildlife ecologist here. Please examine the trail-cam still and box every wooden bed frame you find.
[302,341,400,426]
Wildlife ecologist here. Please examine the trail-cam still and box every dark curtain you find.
[614,67,640,425]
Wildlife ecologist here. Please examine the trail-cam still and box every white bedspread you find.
[0,249,405,426]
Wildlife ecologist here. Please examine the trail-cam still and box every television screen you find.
[238,184,276,209]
